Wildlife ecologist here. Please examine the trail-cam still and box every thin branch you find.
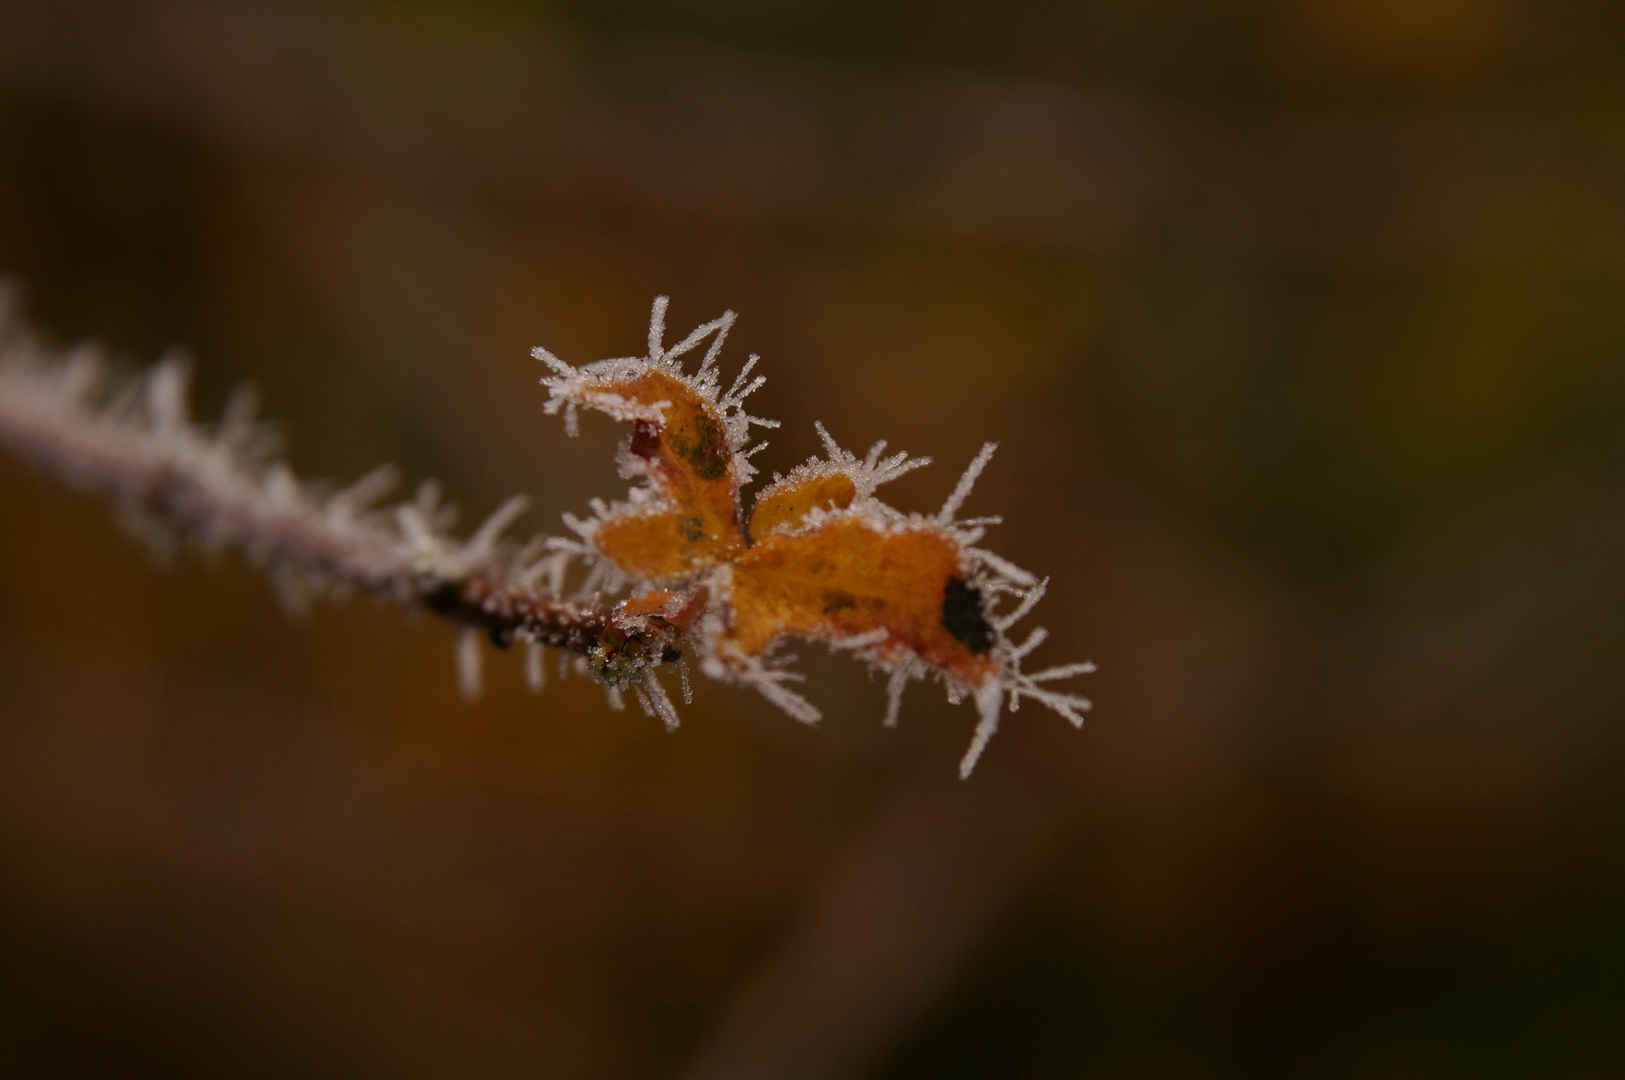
[0,293,671,667]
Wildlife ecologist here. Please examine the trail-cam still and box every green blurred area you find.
[1,1,1623,1077]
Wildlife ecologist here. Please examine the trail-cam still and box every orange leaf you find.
[588,370,746,579]
[729,516,998,685]
[748,470,857,539]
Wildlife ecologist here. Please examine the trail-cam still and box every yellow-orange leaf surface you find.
[589,371,746,579]
[729,516,997,685]
[748,471,857,539]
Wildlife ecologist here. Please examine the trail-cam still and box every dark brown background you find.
[2,1,1624,1076]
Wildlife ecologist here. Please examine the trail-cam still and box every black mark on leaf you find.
[942,576,993,654]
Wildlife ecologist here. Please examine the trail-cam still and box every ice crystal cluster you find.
[0,291,1092,777]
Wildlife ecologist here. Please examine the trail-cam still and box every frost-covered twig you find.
[0,290,675,689]
[0,289,1093,776]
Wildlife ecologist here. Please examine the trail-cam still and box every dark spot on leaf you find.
[942,576,993,654]
[680,516,704,542]
[682,410,730,481]
[822,591,856,614]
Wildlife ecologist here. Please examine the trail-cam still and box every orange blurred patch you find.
[1273,0,1509,92]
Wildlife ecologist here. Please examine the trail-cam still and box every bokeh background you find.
[3,1,1625,1076]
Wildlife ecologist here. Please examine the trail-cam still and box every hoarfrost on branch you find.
[0,289,1093,776]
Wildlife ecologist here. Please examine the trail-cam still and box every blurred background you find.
[2,0,1624,1076]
